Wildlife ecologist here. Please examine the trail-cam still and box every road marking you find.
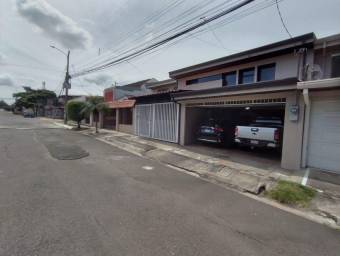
[301,168,310,186]
[142,166,154,170]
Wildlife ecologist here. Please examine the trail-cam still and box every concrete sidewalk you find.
[50,119,340,228]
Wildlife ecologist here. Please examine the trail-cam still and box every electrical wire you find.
[74,0,229,70]
[72,0,254,77]
[275,0,292,38]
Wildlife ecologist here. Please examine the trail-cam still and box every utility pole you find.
[63,50,71,124]
[50,45,71,124]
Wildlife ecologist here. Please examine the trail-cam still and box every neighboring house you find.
[297,33,340,173]
[133,79,181,143]
[100,79,157,133]
[146,79,177,93]
[45,95,84,119]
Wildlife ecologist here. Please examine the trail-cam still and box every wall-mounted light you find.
[245,107,250,110]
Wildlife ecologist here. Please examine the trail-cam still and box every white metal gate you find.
[135,102,179,143]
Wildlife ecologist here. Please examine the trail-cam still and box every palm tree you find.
[82,96,108,133]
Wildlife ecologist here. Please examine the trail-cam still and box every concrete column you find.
[115,109,119,131]
[99,111,104,128]
[179,104,186,145]
[89,112,94,127]
[281,93,305,171]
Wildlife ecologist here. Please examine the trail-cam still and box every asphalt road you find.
[0,110,339,256]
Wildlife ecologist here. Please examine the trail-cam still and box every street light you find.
[49,45,68,56]
[50,45,71,124]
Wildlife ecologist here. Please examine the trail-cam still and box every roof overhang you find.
[297,77,340,90]
[147,79,176,89]
[169,33,315,79]
[172,78,298,101]
[105,99,136,109]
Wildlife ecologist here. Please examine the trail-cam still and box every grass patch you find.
[266,180,316,207]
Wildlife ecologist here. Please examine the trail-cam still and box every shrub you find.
[66,101,87,129]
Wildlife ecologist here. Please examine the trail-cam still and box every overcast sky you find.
[1,0,339,103]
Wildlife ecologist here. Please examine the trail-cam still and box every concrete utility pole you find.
[63,50,71,124]
[50,45,71,124]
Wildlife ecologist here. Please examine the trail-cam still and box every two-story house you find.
[166,32,340,174]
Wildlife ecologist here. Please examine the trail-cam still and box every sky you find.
[1,0,339,103]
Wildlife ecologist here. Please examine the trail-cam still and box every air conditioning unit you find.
[308,64,324,80]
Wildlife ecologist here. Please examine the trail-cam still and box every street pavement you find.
[0,110,339,256]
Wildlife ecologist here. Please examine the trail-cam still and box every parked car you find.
[234,117,283,150]
[23,109,35,118]
[196,118,235,147]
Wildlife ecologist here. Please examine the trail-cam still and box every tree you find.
[13,87,56,115]
[81,96,107,133]
[0,100,9,109]
[66,101,87,129]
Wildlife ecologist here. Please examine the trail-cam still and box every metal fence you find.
[134,102,179,143]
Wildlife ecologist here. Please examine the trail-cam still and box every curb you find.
[59,127,340,229]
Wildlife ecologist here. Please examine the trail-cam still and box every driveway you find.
[0,111,339,256]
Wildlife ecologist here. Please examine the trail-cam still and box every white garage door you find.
[307,99,340,173]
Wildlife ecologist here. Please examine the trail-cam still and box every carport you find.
[173,83,306,171]
[182,98,286,166]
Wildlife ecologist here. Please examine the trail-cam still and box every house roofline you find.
[169,33,315,79]
[171,77,298,100]
[147,79,176,89]
[104,78,156,92]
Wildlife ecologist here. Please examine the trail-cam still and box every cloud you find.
[15,0,92,50]
[0,74,15,87]
[83,74,113,86]
[0,53,5,63]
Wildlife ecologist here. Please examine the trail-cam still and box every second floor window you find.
[223,71,237,86]
[239,68,255,84]
[186,74,221,85]
[331,55,340,78]
[257,63,276,82]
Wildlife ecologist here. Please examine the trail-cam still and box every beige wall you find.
[281,93,305,170]
[177,53,301,90]
[179,90,305,171]
[118,124,134,134]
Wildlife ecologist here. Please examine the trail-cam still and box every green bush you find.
[66,101,87,129]
[266,180,316,207]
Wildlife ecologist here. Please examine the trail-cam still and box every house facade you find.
[96,32,340,175]
[166,32,340,174]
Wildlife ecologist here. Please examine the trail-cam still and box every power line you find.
[105,0,283,71]
[275,0,292,38]
[72,0,254,77]
[74,0,232,71]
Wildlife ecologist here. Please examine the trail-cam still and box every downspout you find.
[301,88,310,168]
[171,92,181,144]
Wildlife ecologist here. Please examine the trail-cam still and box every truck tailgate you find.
[237,126,276,142]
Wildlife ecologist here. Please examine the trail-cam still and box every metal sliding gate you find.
[135,102,179,143]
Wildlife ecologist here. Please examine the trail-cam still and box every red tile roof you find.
[105,99,136,109]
